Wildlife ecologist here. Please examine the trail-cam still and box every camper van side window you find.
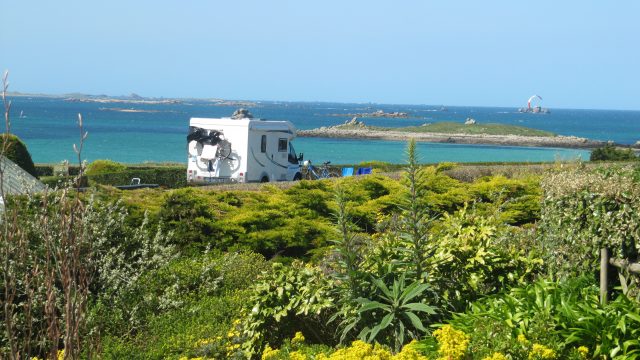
[261,135,267,153]
[278,138,287,152]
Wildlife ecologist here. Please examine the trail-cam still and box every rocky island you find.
[298,118,614,149]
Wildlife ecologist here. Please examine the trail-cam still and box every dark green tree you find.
[2,133,37,177]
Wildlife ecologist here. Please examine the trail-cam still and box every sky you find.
[1,1,639,110]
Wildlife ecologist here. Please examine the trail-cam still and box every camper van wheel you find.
[260,176,269,183]
[293,173,302,181]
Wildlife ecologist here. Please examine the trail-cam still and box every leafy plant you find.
[397,139,435,281]
[239,261,337,356]
[437,276,640,359]
[339,274,436,353]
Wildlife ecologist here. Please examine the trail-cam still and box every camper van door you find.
[287,141,301,180]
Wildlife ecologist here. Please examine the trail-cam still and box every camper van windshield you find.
[288,142,298,164]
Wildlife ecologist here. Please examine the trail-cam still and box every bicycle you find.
[303,160,340,180]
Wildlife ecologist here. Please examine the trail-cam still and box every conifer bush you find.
[2,133,37,177]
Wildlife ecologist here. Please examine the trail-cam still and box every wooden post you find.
[600,248,609,305]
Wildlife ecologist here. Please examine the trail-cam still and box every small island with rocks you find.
[298,117,618,149]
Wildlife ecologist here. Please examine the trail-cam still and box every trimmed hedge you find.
[87,167,186,188]
[3,134,37,177]
[86,159,127,175]
[35,165,54,177]
[40,166,187,189]
[40,175,88,188]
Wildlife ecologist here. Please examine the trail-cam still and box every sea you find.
[7,97,640,165]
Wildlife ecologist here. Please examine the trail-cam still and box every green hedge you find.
[39,166,187,189]
[35,164,54,177]
[40,175,88,188]
[87,167,186,188]
[3,134,37,177]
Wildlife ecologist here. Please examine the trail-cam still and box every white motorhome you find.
[187,112,303,184]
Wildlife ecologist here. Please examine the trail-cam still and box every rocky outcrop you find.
[231,108,254,119]
[464,118,476,125]
[298,127,610,149]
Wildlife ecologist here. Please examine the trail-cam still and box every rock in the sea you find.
[231,108,253,119]
[464,117,476,125]
[345,117,364,126]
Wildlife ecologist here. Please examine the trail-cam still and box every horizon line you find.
[6,90,640,113]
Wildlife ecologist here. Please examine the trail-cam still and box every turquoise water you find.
[9,97,637,164]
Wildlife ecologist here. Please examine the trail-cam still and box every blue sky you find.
[1,1,639,109]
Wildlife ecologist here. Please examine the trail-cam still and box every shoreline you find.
[297,128,616,149]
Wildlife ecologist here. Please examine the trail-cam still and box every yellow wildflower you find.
[517,334,530,346]
[483,353,508,360]
[292,331,306,345]
[310,340,427,360]
[322,340,392,359]
[577,346,589,359]
[262,344,281,360]
[393,340,429,360]
[433,325,470,360]
[194,337,215,347]
[290,351,308,360]
[529,344,556,360]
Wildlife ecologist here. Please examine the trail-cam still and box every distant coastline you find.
[6,91,257,107]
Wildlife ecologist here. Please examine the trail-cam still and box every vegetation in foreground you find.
[2,80,640,360]
[4,140,640,359]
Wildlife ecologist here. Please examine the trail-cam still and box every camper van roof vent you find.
[231,108,253,119]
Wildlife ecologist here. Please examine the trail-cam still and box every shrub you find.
[2,133,37,177]
[239,261,337,356]
[34,164,54,177]
[85,159,127,175]
[99,251,267,359]
[538,166,640,284]
[590,144,638,161]
[428,205,543,311]
[157,188,230,252]
[430,277,640,359]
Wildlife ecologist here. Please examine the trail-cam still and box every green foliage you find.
[34,164,54,177]
[349,275,436,352]
[590,144,638,161]
[101,289,246,360]
[539,166,640,287]
[85,159,127,175]
[440,277,640,359]
[397,139,434,281]
[87,166,186,188]
[158,188,230,252]
[1,192,173,358]
[239,261,337,356]
[429,205,542,312]
[2,133,37,177]
[99,251,267,359]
